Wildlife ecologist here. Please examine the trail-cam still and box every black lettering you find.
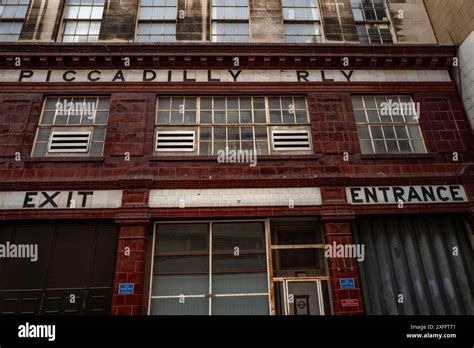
[39,192,60,208]
[321,71,334,82]
[167,70,172,82]
[407,187,422,202]
[87,70,101,82]
[297,70,309,82]
[436,187,449,202]
[341,70,354,82]
[45,70,52,82]
[63,70,76,82]
[77,192,93,208]
[421,186,436,202]
[208,70,220,82]
[364,187,378,203]
[23,192,37,208]
[350,188,363,203]
[143,70,157,82]
[67,191,74,208]
[183,70,196,82]
[19,70,33,82]
[112,70,125,82]
[228,70,242,82]
[449,186,465,202]
[379,187,390,202]
[392,187,405,203]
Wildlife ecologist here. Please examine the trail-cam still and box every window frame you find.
[211,0,250,43]
[60,0,106,43]
[32,96,110,158]
[350,0,396,44]
[154,95,313,156]
[135,0,178,43]
[0,0,30,42]
[148,220,271,316]
[353,95,427,155]
[281,0,323,44]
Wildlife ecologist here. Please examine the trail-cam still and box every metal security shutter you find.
[353,215,474,315]
[0,222,118,315]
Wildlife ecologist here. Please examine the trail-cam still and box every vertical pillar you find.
[111,220,149,315]
[321,214,364,315]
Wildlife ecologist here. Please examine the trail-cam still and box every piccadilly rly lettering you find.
[15,69,356,83]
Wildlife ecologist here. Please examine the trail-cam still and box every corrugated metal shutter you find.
[353,215,474,315]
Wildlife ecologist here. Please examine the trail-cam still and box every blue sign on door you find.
[118,283,134,295]
[339,278,355,289]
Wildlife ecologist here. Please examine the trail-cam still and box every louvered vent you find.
[48,131,91,153]
[156,130,195,152]
[272,129,311,151]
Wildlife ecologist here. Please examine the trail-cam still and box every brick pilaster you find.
[321,213,364,316]
[111,223,148,315]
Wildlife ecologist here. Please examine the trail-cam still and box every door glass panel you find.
[287,281,321,315]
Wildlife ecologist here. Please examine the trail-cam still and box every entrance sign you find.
[339,278,356,289]
[346,185,467,205]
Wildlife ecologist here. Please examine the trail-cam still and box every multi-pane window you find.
[62,0,105,42]
[211,0,249,43]
[137,0,177,42]
[32,97,110,157]
[149,222,269,315]
[352,96,426,154]
[0,0,29,42]
[351,0,393,44]
[155,96,312,156]
[282,0,321,43]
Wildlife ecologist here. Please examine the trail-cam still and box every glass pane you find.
[212,296,269,315]
[273,249,322,271]
[213,254,267,272]
[213,273,267,294]
[212,222,265,251]
[152,274,208,296]
[156,224,208,253]
[150,297,208,315]
[154,255,208,274]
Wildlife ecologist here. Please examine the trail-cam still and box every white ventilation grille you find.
[48,131,91,153]
[272,129,311,151]
[156,130,195,152]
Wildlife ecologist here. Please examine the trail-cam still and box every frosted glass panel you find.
[212,296,269,315]
[213,272,268,294]
[151,297,208,315]
[152,274,208,296]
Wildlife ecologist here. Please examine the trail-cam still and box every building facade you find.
[0,0,473,316]
[425,0,474,133]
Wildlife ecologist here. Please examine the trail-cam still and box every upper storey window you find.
[351,0,393,44]
[137,0,177,42]
[0,0,29,42]
[62,0,105,43]
[211,0,249,43]
[282,0,321,44]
